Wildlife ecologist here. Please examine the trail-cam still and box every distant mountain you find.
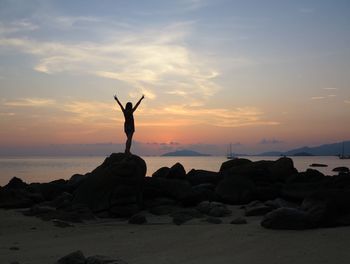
[257,151,283,156]
[284,141,350,156]
[162,149,211,157]
[256,141,350,156]
[292,152,313,156]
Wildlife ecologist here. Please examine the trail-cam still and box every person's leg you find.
[125,132,133,154]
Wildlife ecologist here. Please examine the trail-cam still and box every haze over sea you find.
[1,155,349,186]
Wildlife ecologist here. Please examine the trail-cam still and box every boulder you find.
[261,208,313,230]
[302,190,350,227]
[171,209,203,225]
[244,200,274,216]
[286,169,325,184]
[152,167,170,178]
[187,169,222,186]
[149,205,175,215]
[230,217,247,224]
[219,158,252,172]
[56,250,86,264]
[0,177,44,209]
[86,255,127,264]
[310,163,328,167]
[215,175,255,204]
[4,177,28,189]
[167,163,186,179]
[73,153,146,217]
[143,177,191,201]
[264,198,299,209]
[128,214,147,224]
[333,166,349,173]
[197,201,231,217]
[205,217,222,224]
[181,184,218,207]
[31,179,69,201]
[221,157,297,184]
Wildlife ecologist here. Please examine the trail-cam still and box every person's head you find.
[125,102,133,110]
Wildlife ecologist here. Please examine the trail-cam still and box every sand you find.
[1,207,350,264]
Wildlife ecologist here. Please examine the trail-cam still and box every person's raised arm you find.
[132,95,145,112]
[114,94,124,111]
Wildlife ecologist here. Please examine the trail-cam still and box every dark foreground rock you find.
[73,153,146,217]
[0,177,44,208]
[56,250,127,264]
[261,208,314,230]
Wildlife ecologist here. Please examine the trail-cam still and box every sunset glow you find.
[0,0,350,155]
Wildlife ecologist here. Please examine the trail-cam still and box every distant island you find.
[161,149,211,157]
[292,152,313,156]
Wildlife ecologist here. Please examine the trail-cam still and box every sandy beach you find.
[1,207,350,264]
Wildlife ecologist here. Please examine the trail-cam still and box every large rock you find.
[143,177,192,201]
[215,175,255,204]
[152,167,170,178]
[0,177,44,209]
[167,163,186,179]
[221,157,297,183]
[219,158,252,172]
[187,169,222,186]
[73,153,146,217]
[302,190,350,227]
[261,208,314,230]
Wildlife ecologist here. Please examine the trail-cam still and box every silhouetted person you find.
[114,94,145,154]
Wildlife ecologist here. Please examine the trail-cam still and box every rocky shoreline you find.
[1,153,350,230]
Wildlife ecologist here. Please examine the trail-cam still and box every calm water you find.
[0,156,349,186]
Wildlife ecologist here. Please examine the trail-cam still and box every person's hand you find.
[141,95,145,100]
[114,95,118,101]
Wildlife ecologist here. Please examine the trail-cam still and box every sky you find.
[0,0,349,155]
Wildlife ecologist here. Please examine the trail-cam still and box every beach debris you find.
[230,217,247,224]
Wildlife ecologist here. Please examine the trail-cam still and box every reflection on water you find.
[0,155,349,185]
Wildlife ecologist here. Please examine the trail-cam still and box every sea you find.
[0,155,349,186]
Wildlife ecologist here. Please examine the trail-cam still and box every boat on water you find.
[339,142,350,159]
[226,143,237,159]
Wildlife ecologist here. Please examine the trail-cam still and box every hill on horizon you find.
[258,140,350,156]
[161,149,211,157]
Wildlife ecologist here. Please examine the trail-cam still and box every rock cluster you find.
[1,154,350,230]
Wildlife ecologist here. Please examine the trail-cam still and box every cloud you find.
[345,100,350,104]
[0,20,38,35]
[259,138,283,145]
[1,97,279,129]
[311,96,325,100]
[0,21,222,103]
[147,104,279,127]
[323,87,337,90]
[328,94,337,97]
[4,98,56,107]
